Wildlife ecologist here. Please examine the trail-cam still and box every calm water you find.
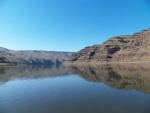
[0,64,150,113]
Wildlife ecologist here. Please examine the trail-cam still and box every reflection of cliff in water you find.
[67,63,150,94]
[0,64,72,85]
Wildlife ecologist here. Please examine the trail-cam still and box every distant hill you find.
[0,47,73,65]
[67,28,150,62]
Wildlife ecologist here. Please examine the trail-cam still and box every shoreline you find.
[64,60,150,65]
[2,60,150,66]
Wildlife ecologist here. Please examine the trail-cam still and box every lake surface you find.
[0,64,150,113]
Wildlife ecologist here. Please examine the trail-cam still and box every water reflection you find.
[0,64,150,113]
[1,63,150,94]
[67,63,150,94]
[0,64,72,85]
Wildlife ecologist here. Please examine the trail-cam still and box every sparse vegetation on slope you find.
[0,47,73,65]
[67,28,150,62]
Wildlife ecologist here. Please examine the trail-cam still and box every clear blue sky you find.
[0,0,150,52]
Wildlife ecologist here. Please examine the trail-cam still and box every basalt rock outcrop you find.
[67,28,150,62]
[0,47,73,65]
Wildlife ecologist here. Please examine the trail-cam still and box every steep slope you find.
[67,28,150,62]
[0,47,73,65]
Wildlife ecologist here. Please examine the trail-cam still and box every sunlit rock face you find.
[67,28,150,62]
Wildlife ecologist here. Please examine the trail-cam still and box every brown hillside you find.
[67,28,150,62]
[0,47,73,65]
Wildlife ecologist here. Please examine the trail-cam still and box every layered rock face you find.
[0,47,73,65]
[67,28,150,62]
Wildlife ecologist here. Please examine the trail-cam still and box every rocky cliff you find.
[67,28,150,62]
[0,47,73,65]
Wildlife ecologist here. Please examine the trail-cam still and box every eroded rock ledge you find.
[67,28,150,62]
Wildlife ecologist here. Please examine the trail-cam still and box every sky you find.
[0,0,150,52]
